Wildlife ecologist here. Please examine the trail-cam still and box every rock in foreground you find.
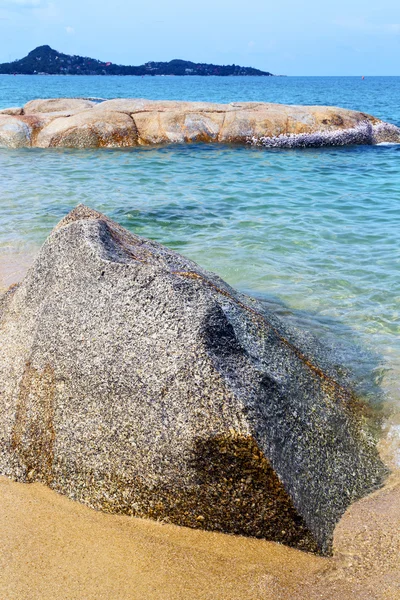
[0,206,386,554]
[0,98,399,148]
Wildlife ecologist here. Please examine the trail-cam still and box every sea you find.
[0,75,399,460]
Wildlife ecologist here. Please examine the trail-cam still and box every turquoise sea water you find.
[0,75,399,436]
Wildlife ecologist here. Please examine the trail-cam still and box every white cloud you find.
[65,25,74,35]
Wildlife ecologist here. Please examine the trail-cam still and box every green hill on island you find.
[0,45,273,76]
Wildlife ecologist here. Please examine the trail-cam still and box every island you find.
[0,45,273,77]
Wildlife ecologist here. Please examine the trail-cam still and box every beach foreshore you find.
[1,253,399,599]
[1,470,399,600]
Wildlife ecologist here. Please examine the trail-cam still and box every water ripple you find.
[0,142,398,413]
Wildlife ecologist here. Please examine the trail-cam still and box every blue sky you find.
[0,0,399,75]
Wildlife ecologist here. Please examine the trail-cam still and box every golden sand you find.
[0,473,399,600]
[1,256,399,599]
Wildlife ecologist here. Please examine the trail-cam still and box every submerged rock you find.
[0,98,399,148]
[0,206,386,554]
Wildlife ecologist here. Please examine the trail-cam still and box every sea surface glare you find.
[0,75,399,454]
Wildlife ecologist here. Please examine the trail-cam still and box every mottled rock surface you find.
[0,98,399,148]
[35,109,138,148]
[0,107,23,116]
[0,206,386,554]
[23,98,95,114]
[0,114,32,148]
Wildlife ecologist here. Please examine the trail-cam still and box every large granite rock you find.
[0,206,386,554]
[0,98,399,148]
[35,109,138,148]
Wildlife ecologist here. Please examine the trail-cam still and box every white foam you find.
[376,142,400,146]
[386,423,400,468]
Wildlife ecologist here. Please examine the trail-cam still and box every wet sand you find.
[0,253,33,293]
[1,256,400,599]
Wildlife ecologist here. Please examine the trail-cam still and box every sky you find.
[0,0,399,75]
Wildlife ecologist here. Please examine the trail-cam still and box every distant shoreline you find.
[0,73,276,77]
[0,45,274,77]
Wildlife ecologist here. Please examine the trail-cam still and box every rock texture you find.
[0,206,386,554]
[0,98,399,148]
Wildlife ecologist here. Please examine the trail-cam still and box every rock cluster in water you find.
[0,206,386,554]
[0,98,399,148]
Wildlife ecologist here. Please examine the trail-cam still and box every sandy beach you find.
[1,468,399,600]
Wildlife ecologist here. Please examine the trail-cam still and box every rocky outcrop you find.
[0,98,399,148]
[0,206,386,554]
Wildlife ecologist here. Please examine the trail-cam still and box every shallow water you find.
[0,75,399,443]
[1,143,399,407]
